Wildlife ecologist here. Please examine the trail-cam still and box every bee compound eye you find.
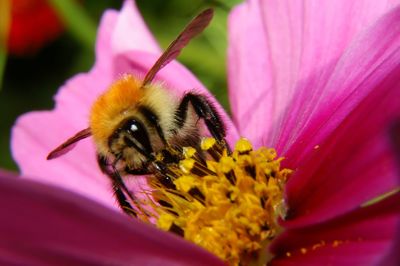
[123,119,154,156]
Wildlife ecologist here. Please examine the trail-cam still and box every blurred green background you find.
[1,0,241,171]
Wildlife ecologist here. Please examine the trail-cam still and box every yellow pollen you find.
[235,138,253,153]
[201,137,217,150]
[179,158,196,174]
[140,138,292,266]
[183,146,197,158]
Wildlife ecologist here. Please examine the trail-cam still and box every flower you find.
[0,169,223,265]
[9,0,400,265]
[228,0,400,264]
[6,0,64,56]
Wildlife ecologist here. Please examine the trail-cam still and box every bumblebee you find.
[47,9,227,217]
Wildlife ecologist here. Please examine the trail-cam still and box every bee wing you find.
[142,8,214,86]
[47,128,92,160]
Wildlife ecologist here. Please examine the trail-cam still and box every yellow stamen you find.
[142,138,292,265]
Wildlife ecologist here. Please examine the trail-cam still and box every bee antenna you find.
[142,8,214,86]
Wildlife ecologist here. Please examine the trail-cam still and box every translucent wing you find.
[142,8,214,86]
[47,128,92,160]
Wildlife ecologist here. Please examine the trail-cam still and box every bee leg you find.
[97,155,137,217]
[113,184,137,217]
[125,162,177,190]
[125,167,151,175]
[176,93,228,147]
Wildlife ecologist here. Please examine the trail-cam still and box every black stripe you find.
[117,118,154,159]
[96,154,137,217]
[139,106,167,145]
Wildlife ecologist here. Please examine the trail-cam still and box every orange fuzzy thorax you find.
[90,74,144,155]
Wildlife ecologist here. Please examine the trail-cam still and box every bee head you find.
[90,74,144,156]
[108,117,154,165]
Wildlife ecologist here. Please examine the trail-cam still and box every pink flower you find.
[8,0,400,265]
[0,169,223,265]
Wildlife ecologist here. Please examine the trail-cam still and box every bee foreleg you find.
[125,166,151,175]
[176,92,226,143]
[113,184,138,217]
[97,155,137,217]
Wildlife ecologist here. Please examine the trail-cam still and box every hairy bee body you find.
[90,74,200,170]
[47,8,227,216]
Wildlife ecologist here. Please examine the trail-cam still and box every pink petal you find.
[0,174,223,265]
[270,192,400,266]
[281,6,400,225]
[11,5,125,209]
[229,0,400,224]
[228,0,400,147]
[11,69,116,209]
[95,8,118,68]
[271,242,394,266]
[95,0,161,69]
[110,0,161,56]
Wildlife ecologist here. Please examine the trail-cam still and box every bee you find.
[47,9,227,217]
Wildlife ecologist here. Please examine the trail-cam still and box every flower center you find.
[139,138,291,266]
